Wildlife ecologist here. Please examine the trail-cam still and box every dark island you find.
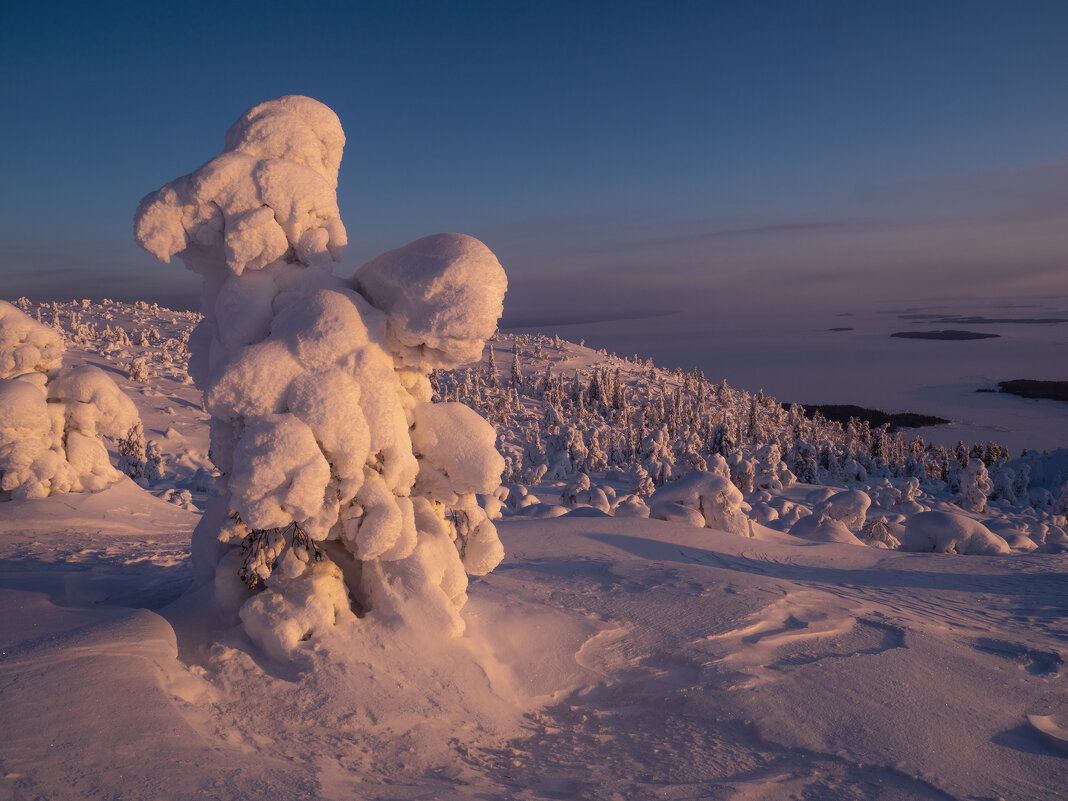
[783,403,950,431]
[992,380,1068,403]
[891,330,1000,341]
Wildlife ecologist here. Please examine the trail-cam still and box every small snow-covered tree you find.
[956,458,992,513]
[511,343,523,387]
[786,440,818,484]
[127,357,149,382]
[145,440,164,483]
[486,343,500,388]
[118,422,147,481]
[135,96,509,656]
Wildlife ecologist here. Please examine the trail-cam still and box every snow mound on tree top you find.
[354,233,507,369]
[223,94,346,188]
[900,511,1010,555]
[134,95,346,274]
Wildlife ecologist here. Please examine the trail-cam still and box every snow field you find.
[3,487,1065,799]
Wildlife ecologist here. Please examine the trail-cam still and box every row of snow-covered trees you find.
[15,297,1061,516]
[435,333,1064,514]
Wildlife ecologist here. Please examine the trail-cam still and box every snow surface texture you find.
[134,96,508,655]
[2,486,1066,800]
[0,301,140,497]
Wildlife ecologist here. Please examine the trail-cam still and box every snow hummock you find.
[901,510,1012,555]
[648,469,749,536]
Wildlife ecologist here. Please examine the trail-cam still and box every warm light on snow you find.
[134,96,509,653]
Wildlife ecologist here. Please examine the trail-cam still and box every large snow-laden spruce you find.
[0,301,140,497]
[134,96,507,654]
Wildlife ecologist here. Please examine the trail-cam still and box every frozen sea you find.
[509,295,1068,454]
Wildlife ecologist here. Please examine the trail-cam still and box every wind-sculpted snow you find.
[0,303,140,497]
[134,96,508,655]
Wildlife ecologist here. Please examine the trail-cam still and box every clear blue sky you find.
[2,0,1067,321]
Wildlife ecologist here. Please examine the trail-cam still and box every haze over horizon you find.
[2,0,1067,323]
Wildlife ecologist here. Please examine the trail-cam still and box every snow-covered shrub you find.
[117,422,147,481]
[748,501,779,525]
[814,489,871,531]
[0,302,140,498]
[786,440,818,484]
[871,478,899,510]
[563,471,591,506]
[899,511,1010,555]
[127,357,149,382]
[162,487,194,510]
[789,514,865,545]
[778,502,811,530]
[134,96,508,653]
[754,443,794,491]
[145,440,164,483]
[611,493,650,518]
[863,517,902,549]
[726,452,755,492]
[649,470,749,536]
[502,483,541,511]
[955,458,992,513]
[788,489,870,546]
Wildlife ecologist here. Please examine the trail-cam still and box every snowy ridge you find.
[438,331,1068,554]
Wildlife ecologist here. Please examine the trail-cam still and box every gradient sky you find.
[2,0,1067,322]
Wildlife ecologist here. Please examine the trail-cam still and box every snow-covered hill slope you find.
[1,298,1066,800]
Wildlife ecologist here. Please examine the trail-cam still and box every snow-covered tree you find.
[145,440,164,483]
[0,301,141,498]
[510,343,523,387]
[486,343,500,388]
[956,458,993,513]
[118,422,147,481]
[127,357,149,382]
[134,96,508,656]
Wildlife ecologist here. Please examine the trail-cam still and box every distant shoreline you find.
[783,402,951,431]
[891,330,1000,341]
[979,380,1068,403]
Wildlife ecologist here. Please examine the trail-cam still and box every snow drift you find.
[135,96,507,655]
